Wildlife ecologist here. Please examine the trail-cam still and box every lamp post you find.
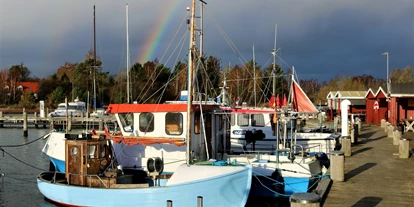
[382,52,389,94]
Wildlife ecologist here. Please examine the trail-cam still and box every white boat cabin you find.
[106,102,228,173]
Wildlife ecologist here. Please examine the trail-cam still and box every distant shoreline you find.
[0,108,41,114]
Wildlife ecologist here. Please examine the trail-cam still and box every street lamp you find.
[382,52,389,95]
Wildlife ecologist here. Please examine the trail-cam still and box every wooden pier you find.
[323,123,414,206]
[0,111,117,131]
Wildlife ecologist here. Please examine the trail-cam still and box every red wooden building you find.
[387,83,414,126]
[365,87,387,126]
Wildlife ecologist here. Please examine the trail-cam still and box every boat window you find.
[139,112,154,133]
[165,113,183,135]
[230,114,235,126]
[194,111,201,134]
[251,114,265,127]
[56,105,66,110]
[119,113,134,132]
[89,145,96,158]
[100,144,106,158]
[71,147,78,155]
[237,114,249,127]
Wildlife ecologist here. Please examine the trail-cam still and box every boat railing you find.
[53,171,108,188]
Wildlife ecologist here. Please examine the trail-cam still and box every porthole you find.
[71,147,78,155]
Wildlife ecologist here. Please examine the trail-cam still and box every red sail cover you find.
[292,80,318,113]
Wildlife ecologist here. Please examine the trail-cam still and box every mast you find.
[272,24,277,98]
[253,44,256,107]
[93,5,97,112]
[186,0,196,165]
[126,3,130,103]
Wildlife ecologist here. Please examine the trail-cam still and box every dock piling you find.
[23,108,28,136]
[0,111,3,128]
[330,150,345,182]
[341,136,351,157]
[166,200,172,207]
[290,192,321,207]
[399,138,411,158]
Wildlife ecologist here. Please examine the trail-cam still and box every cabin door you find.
[66,140,85,186]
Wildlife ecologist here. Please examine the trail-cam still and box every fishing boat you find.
[37,2,252,206]
[222,75,340,156]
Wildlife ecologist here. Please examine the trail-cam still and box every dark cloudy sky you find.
[0,0,413,81]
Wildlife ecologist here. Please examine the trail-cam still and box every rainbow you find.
[136,0,186,64]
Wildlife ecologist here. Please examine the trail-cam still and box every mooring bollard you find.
[166,200,172,207]
[341,136,351,157]
[357,119,362,133]
[23,108,28,137]
[381,119,386,128]
[330,150,345,182]
[384,122,389,133]
[387,125,394,138]
[399,138,411,159]
[197,196,203,207]
[393,130,402,145]
[290,192,321,207]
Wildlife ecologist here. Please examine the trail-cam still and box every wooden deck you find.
[323,124,414,206]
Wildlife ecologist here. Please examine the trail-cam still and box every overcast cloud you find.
[0,0,413,81]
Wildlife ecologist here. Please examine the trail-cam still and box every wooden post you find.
[393,130,402,145]
[341,136,351,157]
[99,120,103,131]
[68,114,72,132]
[290,193,320,207]
[34,112,38,128]
[381,119,386,128]
[23,108,28,136]
[330,150,345,182]
[166,200,172,207]
[50,118,54,130]
[0,111,3,128]
[399,138,410,159]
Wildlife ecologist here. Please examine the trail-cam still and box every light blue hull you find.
[50,157,65,173]
[250,176,311,198]
[37,166,252,207]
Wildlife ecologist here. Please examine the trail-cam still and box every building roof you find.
[365,88,375,98]
[335,91,366,99]
[326,91,337,99]
[18,82,39,93]
[390,83,414,96]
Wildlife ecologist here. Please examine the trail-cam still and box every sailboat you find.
[37,2,252,206]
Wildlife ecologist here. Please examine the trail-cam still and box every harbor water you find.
[0,128,288,207]
[0,128,54,207]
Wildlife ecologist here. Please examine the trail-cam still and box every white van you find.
[48,100,87,117]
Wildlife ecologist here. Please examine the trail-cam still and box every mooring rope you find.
[0,147,47,171]
[0,132,50,148]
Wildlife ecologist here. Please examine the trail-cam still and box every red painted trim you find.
[44,197,84,207]
[106,103,219,114]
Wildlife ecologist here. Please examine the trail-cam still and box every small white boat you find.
[48,98,86,117]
